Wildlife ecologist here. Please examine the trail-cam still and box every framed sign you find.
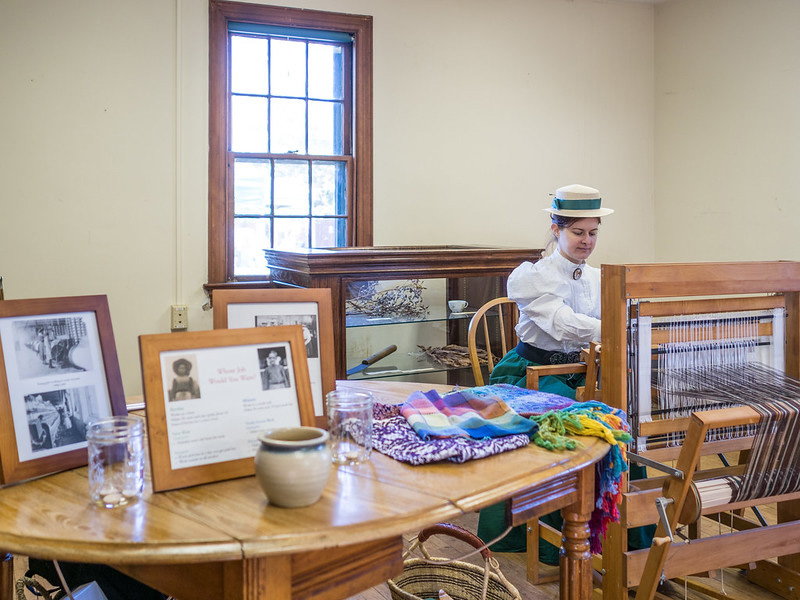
[140,325,315,492]
[212,288,335,427]
[0,295,126,485]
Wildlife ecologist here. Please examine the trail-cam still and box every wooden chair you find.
[466,297,519,386]
[525,342,600,403]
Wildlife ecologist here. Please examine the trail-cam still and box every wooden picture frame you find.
[140,325,315,492]
[0,295,126,485]
[212,288,335,428]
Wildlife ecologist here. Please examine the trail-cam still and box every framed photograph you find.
[140,325,315,492]
[0,295,126,485]
[212,288,335,427]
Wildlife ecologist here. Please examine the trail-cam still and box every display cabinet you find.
[264,246,541,385]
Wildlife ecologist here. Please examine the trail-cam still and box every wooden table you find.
[0,381,609,600]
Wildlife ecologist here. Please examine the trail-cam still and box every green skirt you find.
[488,348,582,398]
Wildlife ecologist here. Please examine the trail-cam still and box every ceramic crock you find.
[254,426,331,508]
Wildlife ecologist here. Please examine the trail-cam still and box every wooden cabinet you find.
[264,246,541,384]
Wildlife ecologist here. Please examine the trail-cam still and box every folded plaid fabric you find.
[400,387,538,440]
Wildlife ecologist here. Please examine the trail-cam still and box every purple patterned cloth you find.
[372,402,530,464]
[471,383,576,416]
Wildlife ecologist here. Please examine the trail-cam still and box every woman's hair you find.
[544,214,602,253]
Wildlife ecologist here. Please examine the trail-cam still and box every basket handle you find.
[416,522,493,561]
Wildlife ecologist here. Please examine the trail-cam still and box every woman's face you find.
[552,217,600,264]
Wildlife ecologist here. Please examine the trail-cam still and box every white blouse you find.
[507,250,601,353]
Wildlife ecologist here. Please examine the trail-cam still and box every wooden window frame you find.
[208,0,373,283]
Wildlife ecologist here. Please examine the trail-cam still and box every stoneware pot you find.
[254,426,332,508]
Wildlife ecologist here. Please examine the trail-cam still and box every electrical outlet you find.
[170,305,188,330]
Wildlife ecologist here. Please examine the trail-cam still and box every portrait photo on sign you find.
[167,355,202,401]
[258,345,292,390]
[211,288,335,427]
[139,325,315,491]
[0,295,126,485]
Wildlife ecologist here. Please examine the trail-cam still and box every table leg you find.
[559,465,594,600]
[1,553,13,600]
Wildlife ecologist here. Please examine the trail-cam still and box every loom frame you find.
[600,260,800,600]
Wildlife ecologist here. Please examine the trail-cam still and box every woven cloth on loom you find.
[372,384,632,553]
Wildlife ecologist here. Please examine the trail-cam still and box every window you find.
[208,1,373,282]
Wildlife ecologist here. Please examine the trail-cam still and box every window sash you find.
[208,1,372,283]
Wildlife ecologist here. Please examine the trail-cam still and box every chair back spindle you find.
[467,297,519,386]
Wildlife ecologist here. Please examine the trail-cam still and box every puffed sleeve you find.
[509,261,601,344]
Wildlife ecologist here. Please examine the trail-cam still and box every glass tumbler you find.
[87,416,145,508]
[326,390,373,465]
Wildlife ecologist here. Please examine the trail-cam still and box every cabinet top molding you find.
[265,245,543,278]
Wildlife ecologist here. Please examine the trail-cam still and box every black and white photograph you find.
[0,296,125,485]
[255,313,319,359]
[167,355,202,401]
[258,345,291,390]
[13,317,91,379]
[24,386,96,453]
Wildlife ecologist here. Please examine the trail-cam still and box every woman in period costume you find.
[489,183,610,396]
[478,184,654,563]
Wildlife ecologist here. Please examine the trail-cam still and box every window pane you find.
[312,217,346,247]
[308,100,343,155]
[274,160,309,215]
[231,95,268,152]
[270,39,306,97]
[270,98,306,154]
[234,217,271,275]
[234,158,271,216]
[312,161,345,215]
[274,217,309,249]
[231,35,269,95]
[308,43,343,100]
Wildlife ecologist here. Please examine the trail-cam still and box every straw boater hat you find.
[544,184,614,217]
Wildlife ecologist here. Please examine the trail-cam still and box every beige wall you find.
[2,0,656,397]
[654,0,800,261]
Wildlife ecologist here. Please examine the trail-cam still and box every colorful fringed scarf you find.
[398,384,632,554]
[528,400,631,553]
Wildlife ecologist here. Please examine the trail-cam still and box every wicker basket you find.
[387,523,521,600]
[15,576,55,600]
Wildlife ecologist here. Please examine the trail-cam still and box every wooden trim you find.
[600,264,629,414]
[634,294,785,318]
[626,521,800,586]
[619,261,800,299]
[353,13,373,247]
[208,1,229,283]
[648,321,772,345]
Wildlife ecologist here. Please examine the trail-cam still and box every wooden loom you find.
[599,261,800,600]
